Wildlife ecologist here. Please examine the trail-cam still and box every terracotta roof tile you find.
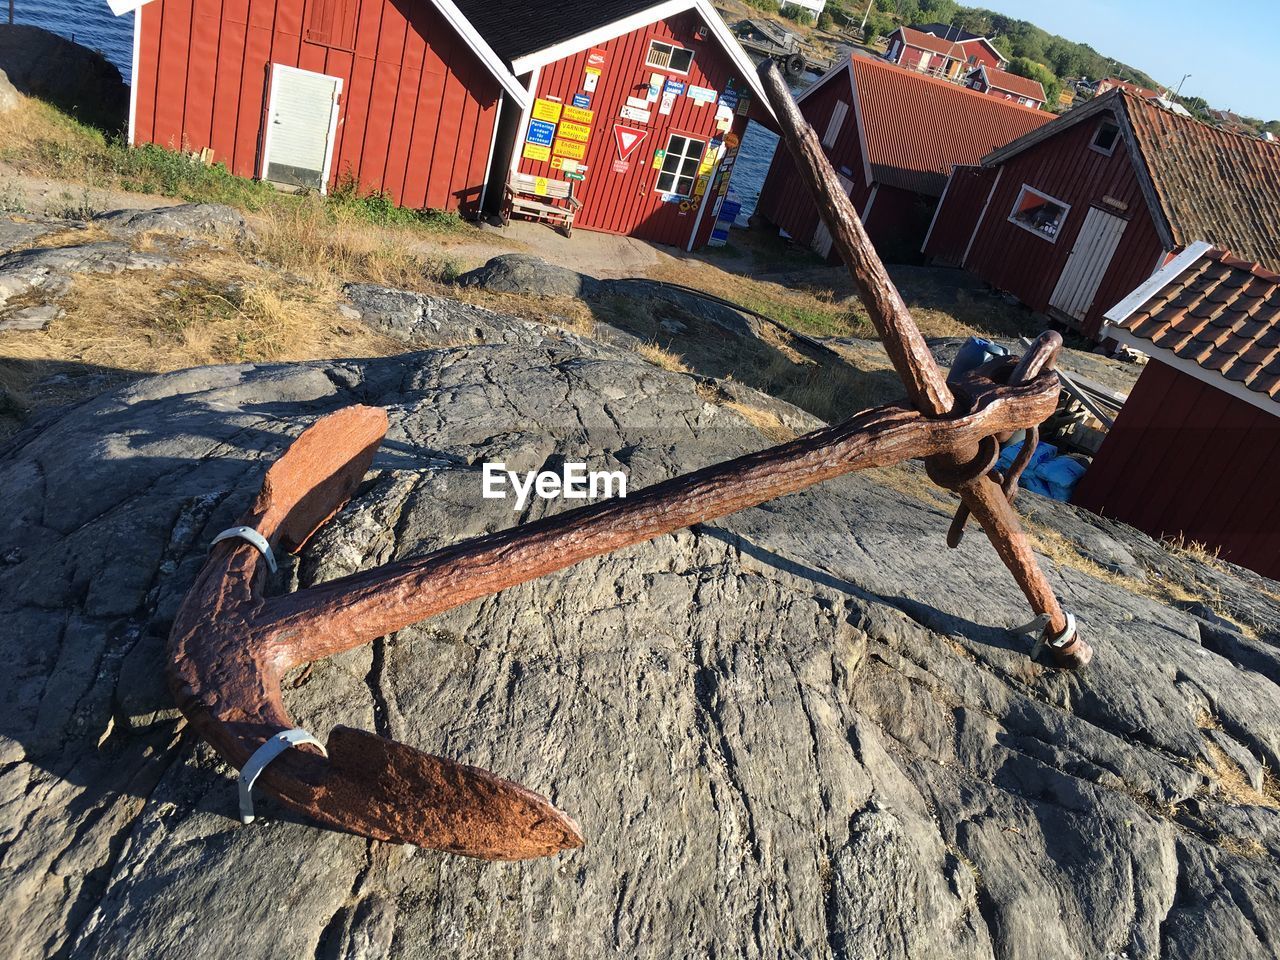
[1112,247,1280,404]
[1125,94,1280,271]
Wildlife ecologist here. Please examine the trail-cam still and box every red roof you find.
[979,65,1046,103]
[850,57,1051,196]
[1107,246,1280,405]
[1099,77,1160,100]
[893,26,967,60]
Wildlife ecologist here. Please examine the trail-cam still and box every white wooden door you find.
[262,65,342,193]
[1049,206,1128,322]
[812,174,855,258]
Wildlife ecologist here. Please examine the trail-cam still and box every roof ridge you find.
[855,56,1046,115]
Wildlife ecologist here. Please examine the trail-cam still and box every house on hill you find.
[1095,76,1161,101]
[922,89,1280,339]
[1071,244,1280,579]
[884,25,1004,80]
[755,56,1050,263]
[108,0,772,250]
[964,63,1045,110]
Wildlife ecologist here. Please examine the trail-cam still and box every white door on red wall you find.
[262,65,342,194]
[1048,206,1128,323]
[811,174,855,258]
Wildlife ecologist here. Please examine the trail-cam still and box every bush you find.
[785,6,815,25]
[818,11,834,30]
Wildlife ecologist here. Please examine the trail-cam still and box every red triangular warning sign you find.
[613,124,648,162]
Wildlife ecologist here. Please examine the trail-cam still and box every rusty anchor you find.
[167,61,1092,862]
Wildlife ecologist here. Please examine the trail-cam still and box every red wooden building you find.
[923,89,1280,339]
[109,0,772,249]
[964,63,1045,110]
[460,0,774,250]
[110,0,527,215]
[1072,244,1280,579]
[884,25,1004,80]
[755,56,1049,264]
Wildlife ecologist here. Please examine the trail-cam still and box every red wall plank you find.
[1073,361,1280,579]
[947,107,1167,338]
[514,9,759,248]
[135,0,500,213]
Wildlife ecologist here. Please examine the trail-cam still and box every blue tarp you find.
[997,441,1087,502]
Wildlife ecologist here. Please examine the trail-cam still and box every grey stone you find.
[0,213,82,253]
[96,204,251,243]
[0,314,1277,958]
[457,253,602,298]
[0,302,62,331]
[0,66,18,113]
[0,25,127,126]
[0,240,175,309]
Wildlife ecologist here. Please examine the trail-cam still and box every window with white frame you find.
[645,39,694,74]
[822,101,849,149]
[1008,184,1069,240]
[655,133,706,197]
[1090,120,1120,156]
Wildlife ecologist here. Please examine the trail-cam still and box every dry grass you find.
[636,341,691,373]
[1196,742,1279,809]
[0,239,402,429]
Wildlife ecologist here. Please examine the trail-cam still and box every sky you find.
[976,0,1279,120]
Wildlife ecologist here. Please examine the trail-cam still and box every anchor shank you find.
[757,60,956,418]
[257,380,1057,666]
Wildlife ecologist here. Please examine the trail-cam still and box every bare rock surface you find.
[0,66,18,113]
[95,204,251,243]
[0,240,175,311]
[0,296,1278,959]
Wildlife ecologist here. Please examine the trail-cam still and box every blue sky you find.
[979,0,1278,120]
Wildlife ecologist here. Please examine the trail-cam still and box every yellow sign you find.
[534,176,550,196]
[698,153,717,176]
[551,156,564,169]
[553,138,587,159]
[562,105,594,125]
[557,120,592,142]
[532,98,562,122]
[585,66,601,76]
[523,142,551,161]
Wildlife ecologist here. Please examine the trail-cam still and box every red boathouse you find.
[457,0,775,250]
[923,89,1280,339]
[1072,243,1280,579]
[755,56,1049,264]
[109,0,527,215]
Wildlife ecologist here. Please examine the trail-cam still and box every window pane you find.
[662,155,682,173]
[689,140,705,160]
[1011,188,1066,238]
[680,157,699,176]
[671,48,693,72]
[657,172,675,192]
[677,176,693,196]
[668,135,686,156]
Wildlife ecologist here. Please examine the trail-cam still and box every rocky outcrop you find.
[96,204,251,243]
[0,66,18,114]
[0,293,1278,959]
[0,25,127,127]
[458,254,760,338]
[0,240,174,312]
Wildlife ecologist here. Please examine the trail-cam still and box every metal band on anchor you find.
[211,525,278,573]
[238,728,327,824]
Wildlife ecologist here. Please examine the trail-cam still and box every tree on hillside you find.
[1007,56,1060,106]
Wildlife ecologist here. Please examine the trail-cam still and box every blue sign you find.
[526,119,556,146]
[663,79,686,95]
[572,93,591,108]
[719,89,739,109]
